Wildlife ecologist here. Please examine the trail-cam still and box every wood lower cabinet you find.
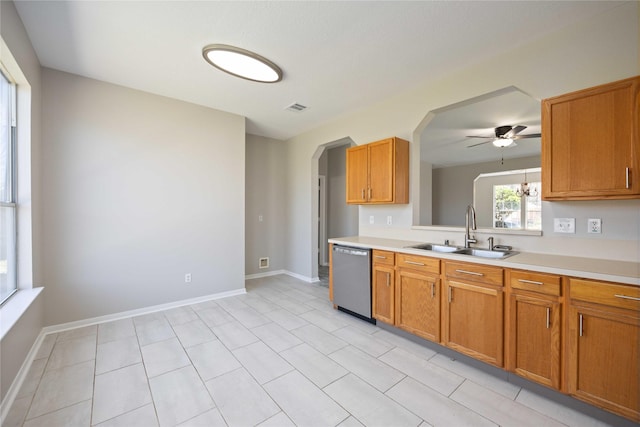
[395,254,440,342]
[372,250,395,324]
[443,261,504,367]
[567,278,640,422]
[542,76,640,200]
[506,270,562,390]
[346,137,409,204]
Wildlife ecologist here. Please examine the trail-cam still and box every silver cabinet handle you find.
[579,314,584,337]
[368,188,372,199]
[431,282,435,298]
[518,279,543,286]
[455,269,484,276]
[546,307,550,329]
[374,255,387,259]
[405,260,425,266]
[626,167,630,189]
[615,294,640,302]
[361,189,365,199]
[448,286,453,303]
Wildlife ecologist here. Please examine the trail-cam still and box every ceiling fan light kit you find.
[492,138,514,148]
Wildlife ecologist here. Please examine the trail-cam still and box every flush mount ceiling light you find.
[202,44,282,83]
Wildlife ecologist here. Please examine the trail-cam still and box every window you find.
[1,67,17,304]
[493,182,541,231]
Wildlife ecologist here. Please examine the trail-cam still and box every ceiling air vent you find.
[285,102,307,112]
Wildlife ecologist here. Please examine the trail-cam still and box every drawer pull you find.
[614,294,640,302]
[431,282,435,298]
[518,279,543,286]
[374,255,387,259]
[405,260,426,266]
[455,269,484,277]
[448,286,453,303]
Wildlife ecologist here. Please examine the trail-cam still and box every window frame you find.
[1,64,18,305]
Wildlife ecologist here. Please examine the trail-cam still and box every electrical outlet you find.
[553,218,575,233]
[386,216,392,225]
[258,215,263,222]
[369,216,374,225]
[185,273,192,283]
[588,218,602,234]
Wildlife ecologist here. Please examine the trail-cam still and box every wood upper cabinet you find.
[541,76,640,200]
[346,137,409,204]
[395,254,440,342]
[443,261,504,367]
[567,278,640,422]
[506,270,562,390]
[372,250,395,324]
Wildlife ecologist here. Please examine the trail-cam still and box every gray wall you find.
[327,145,358,240]
[432,156,540,226]
[0,0,44,404]
[41,68,246,325]
[245,134,286,275]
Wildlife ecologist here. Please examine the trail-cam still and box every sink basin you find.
[408,243,461,253]
[454,248,518,259]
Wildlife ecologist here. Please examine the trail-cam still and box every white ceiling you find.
[14,1,624,140]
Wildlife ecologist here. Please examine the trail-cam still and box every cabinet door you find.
[567,305,640,422]
[367,139,395,203]
[542,76,640,200]
[395,269,440,342]
[443,279,503,367]
[346,145,369,203]
[372,264,395,324]
[507,293,561,389]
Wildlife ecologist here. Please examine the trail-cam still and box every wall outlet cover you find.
[553,218,575,233]
[587,218,602,234]
[386,216,392,225]
[369,216,374,225]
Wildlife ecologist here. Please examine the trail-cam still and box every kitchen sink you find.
[407,243,461,253]
[408,243,518,259]
[453,248,518,259]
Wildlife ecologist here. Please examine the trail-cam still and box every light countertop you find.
[329,236,640,286]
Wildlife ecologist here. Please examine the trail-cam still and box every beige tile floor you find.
[3,274,632,427]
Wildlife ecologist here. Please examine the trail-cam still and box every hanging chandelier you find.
[516,169,538,197]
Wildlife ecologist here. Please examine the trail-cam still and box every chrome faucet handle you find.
[444,239,450,246]
[488,237,494,250]
[493,244,513,251]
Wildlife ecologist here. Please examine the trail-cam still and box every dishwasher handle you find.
[333,246,369,257]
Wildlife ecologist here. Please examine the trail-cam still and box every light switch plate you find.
[554,218,575,233]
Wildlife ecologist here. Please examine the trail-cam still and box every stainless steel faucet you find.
[465,204,477,248]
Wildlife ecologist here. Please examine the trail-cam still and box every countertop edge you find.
[329,236,640,286]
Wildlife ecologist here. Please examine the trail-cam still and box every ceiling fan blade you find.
[466,135,493,139]
[467,140,491,148]
[503,125,527,138]
[512,133,541,139]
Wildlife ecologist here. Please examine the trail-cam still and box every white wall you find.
[41,68,246,325]
[245,134,286,275]
[284,2,640,278]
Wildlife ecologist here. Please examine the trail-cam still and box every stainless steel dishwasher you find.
[332,245,374,323]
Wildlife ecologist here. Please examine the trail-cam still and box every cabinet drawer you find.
[397,253,439,274]
[445,261,503,286]
[570,278,640,311]
[509,270,561,296]
[372,250,395,266]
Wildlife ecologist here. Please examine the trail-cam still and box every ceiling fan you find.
[467,125,541,148]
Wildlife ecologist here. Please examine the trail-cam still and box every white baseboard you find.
[0,286,246,422]
[1,329,46,424]
[245,270,319,284]
[42,288,247,336]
